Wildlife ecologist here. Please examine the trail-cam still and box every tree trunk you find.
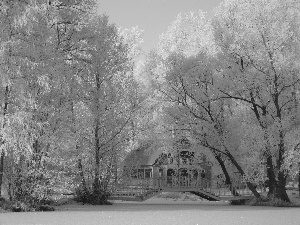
[266,154,277,198]
[225,149,262,200]
[264,139,290,202]
[214,152,239,196]
[0,85,9,197]
[273,131,290,202]
[78,158,87,191]
[0,152,4,197]
[262,123,281,200]
[215,153,231,184]
[93,120,101,196]
[298,163,300,197]
[273,171,290,202]
[113,153,118,183]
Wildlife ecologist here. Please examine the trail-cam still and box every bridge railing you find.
[112,176,267,198]
[114,176,212,190]
[211,180,267,197]
[162,176,212,191]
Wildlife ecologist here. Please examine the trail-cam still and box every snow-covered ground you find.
[1,196,300,225]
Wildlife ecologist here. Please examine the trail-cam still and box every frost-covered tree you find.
[147,11,263,198]
[0,0,146,207]
[0,0,57,201]
[0,0,96,203]
[212,0,300,201]
[64,14,143,203]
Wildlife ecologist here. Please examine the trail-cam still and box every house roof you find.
[123,138,210,168]
[123,141,166,167]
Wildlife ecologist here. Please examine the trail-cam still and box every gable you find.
[123,142,165,167]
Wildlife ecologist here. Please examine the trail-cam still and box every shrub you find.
[48,195,75,206]
[230,199,246,205]
[11,201,31,212]
[0,198,14,212]
[36,205,55,211]
[249,197,297,207]
[0,197,55,212]
[74,186,111,205]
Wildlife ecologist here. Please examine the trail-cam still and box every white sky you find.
[97,0,223,54]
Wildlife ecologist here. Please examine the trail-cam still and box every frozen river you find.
[1,198,300,225]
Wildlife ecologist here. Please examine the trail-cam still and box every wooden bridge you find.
[108,176,266,202]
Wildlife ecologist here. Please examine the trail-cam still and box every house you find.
[122,139,212,187]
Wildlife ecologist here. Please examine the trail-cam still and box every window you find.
[145,169,152,178]
[130,168,152,179]
[130,169,138,179]
[180,151,194,165]
[138,169,144,179]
